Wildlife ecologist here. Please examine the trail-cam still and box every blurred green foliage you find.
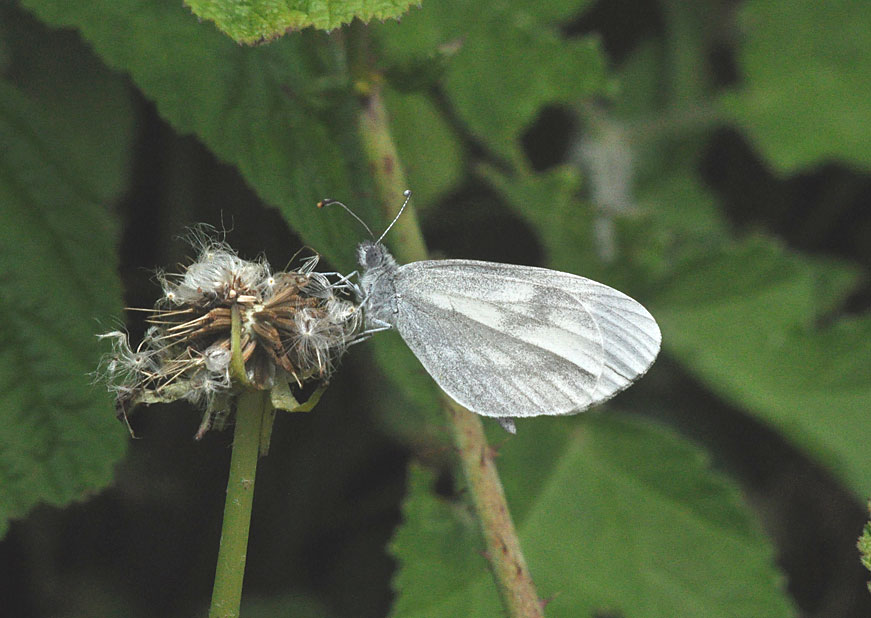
[723,0,871,171]
[1,0,869,616]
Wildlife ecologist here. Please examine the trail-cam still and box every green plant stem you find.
[229,304,249,387]
[209,389,268,618]
[346,25,543,618]
[446,400,544,617]
[350,84,426,259]
[209,304,266,618]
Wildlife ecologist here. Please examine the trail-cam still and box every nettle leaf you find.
[185,0,418,45]
[2,8,134,199]
[374,0,606,163]
[20,0,379,271]
[383,87,464,210]
[368,334,445,442]
[723,0,871,172]
[391,415,794,617]
[653,238,871,497]
[0,54,132,535]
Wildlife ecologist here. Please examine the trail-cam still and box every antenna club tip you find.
[403,189,412,197]
[316,199,331,209]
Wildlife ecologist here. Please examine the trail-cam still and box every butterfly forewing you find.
[390,260,660,418]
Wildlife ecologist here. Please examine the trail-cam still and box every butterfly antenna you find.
[375,190,412,245]
[317,198,375,239]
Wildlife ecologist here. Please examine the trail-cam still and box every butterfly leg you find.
[496,417,517,434]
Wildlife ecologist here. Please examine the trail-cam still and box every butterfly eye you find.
[355,243,369,267]
[365,249,381,269]
[358,242,383,269]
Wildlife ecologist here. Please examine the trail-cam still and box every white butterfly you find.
[326,192,661,433]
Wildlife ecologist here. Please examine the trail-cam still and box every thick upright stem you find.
[346,25,543,617]
[209,389,267,618]
[447,401,543,617]
[351,76,426,260]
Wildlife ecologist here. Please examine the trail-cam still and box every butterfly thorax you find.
[357,241,400,328]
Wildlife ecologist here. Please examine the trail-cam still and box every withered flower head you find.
[97,230,363,438]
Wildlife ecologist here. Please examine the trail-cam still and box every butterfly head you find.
[357,240,396,273]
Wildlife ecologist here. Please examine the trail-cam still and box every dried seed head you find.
[157,240,272,308]
[97,230,363,436]
[96,331,161,388]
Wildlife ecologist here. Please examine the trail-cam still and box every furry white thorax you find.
[357,240,399,328]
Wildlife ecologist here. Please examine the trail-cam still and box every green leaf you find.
[391,415,794,617]
[383,87,465,210]
[367,333,445,442]
[184,0,418,45]
[653,238,871,497]
[374,0,607,163]
[20,0,379,270]
[2,5,134,199]
[0,23,133,535]
[723,0,871,172]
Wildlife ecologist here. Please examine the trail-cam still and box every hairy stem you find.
[345,25,543,617]
[346,39,426,262]
[446,401,543,616]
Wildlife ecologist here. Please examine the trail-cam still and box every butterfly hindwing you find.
[546,269,661,402]
[389,259,660,418]
[392,260,609,418]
